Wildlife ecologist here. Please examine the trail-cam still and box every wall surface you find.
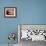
[0,0,46,45]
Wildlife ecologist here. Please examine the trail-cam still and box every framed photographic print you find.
[4,7,17,18]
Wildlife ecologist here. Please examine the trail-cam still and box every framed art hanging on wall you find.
[4,7,17,18]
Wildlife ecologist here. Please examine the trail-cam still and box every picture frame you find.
[18,24,46,42]
[4,7,17,18]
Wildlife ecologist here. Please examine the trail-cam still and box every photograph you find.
[18,24,46,46]
[4,7,17,18]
